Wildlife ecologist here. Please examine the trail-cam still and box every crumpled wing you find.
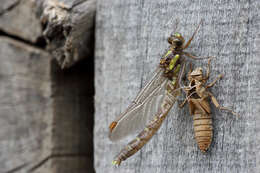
[109,67,170,141]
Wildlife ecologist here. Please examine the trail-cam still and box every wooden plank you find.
[95,0,259,172]
[0,36,52,172]
[0,0,42,42]
[0,37,95,172]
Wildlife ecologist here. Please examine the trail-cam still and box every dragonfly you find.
[109,20,207,166]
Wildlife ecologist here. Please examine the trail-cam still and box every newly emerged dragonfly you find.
[109,21,206,166]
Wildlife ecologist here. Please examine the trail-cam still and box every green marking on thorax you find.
[173,64,181,75]
[164,50,172,58]
[169,54,180,70]
[171,64,181,86]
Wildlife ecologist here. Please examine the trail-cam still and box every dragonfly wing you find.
[134,67,166,104]
[109,68,171,141]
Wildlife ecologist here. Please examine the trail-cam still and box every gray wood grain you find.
[0,37,95,173]
[255,29,260,173]
[0,0,96,69]
[42,0,96,68]
[0,0,43,42]
[0,36,52,173]
[95,0,260,172]
[0,0,96,172]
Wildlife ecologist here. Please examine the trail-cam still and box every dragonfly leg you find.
[179,98,188,108]
[183,52,212,60]
[183,20,203,50]
[203,58,212,80]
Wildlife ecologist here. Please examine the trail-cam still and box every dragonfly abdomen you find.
[112,92,175,166]
[193,111,213,152]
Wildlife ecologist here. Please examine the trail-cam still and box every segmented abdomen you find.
[112,112,166,166]
[112,85,178,166]
[193,111,213,152]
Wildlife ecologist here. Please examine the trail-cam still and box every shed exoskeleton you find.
[179,59,238,152]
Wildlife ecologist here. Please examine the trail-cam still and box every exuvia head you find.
[168,32,185,48]
[191,67,203,76]
[190,67,203,80]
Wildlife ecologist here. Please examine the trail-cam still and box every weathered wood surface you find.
[255,30,260,173]
[41,0,96,68]
[0,37,52,172]
[0,38,94,172]
[0,0,96,69]
[0,0,96,172]
[95,0,260,173]
[0,0,43,42]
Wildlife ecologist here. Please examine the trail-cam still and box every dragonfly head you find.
[168,32,185,49]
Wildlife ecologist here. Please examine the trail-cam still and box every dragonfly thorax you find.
[159,53,181,82]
